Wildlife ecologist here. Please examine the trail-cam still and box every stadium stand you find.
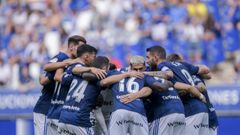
[0,0,239,90]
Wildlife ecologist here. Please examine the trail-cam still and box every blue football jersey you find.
[149,77,185,120]
[108,70,157,116]
[192,75,219,128]
[59,75,101,127]
[145,66,184,121]
[47,63,82,119]
[157,61,208,117]
[33,52,69,115]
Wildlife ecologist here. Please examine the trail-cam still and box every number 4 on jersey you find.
[66,79,88,102]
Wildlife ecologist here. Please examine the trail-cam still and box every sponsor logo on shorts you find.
[49,122,58,129]
[194,123,209,129]
[116,120,143,127]
[167,121,185,127]
[60,128,76,135]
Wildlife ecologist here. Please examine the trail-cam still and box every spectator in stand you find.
[18,64,35,92]
[0,0,240,88]
[201,29,225,67]
[0,57,11,87]
[187,0,208,21]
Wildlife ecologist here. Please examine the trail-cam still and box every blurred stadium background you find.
[0,0,239,135]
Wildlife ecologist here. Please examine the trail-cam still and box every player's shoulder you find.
[107,69,121,76]
[49,51,69,63]
[157,61,173,71]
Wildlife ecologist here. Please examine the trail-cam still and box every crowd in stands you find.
[0,0,240,91]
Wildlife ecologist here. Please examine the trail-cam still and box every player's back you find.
[150,83,184,119]
[59,75,101,127]
[110,71,147,116]
[34,72,55,114]
[108,70,151,135]
[192,75,218,128]
[158,61,208,117]
[158,61,197,85]
[47,63,79,120]
[34,52,69,115]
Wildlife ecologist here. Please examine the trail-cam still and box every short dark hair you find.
[146,45,166,59]
[109,63,117,70]
[166,53,183,62]
[68,35,86,47]
[77,44,97,57]
[91,56,109,69]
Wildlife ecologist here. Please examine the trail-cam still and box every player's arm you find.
[39,71,54,85]
[174,82,206,103]
[120,87,152,104]
[192,75,206,92]
[196,64,210,75]
[44,59,76,72]
[39,75,50,85]
[143,71,173,79]
[82,72,98,81]
[200,73,212,80]
[100,71,144,87]
[195,82,206,92]
[183,62,210,75]
[72,66,106,79]
[145,76,174,92]
[150,80,173,92]
[54,68,64,82]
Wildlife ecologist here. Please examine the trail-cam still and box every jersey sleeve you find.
[192,75,204,85]
[69,63,84,75]
[157,63,177,84]
[48,52,69,63]
[106,70,119,77]
[61,63,84,85]
[45,71,55,81]
[157,63,172,72]
[61,72,73,86]
[182,62,199,75]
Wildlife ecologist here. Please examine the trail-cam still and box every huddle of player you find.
[33,35,218,135]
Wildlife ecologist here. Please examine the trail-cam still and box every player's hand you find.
[90,67,107,80]
[199,93,207,103]
[120,93,138,104]
[126,71,144,79]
